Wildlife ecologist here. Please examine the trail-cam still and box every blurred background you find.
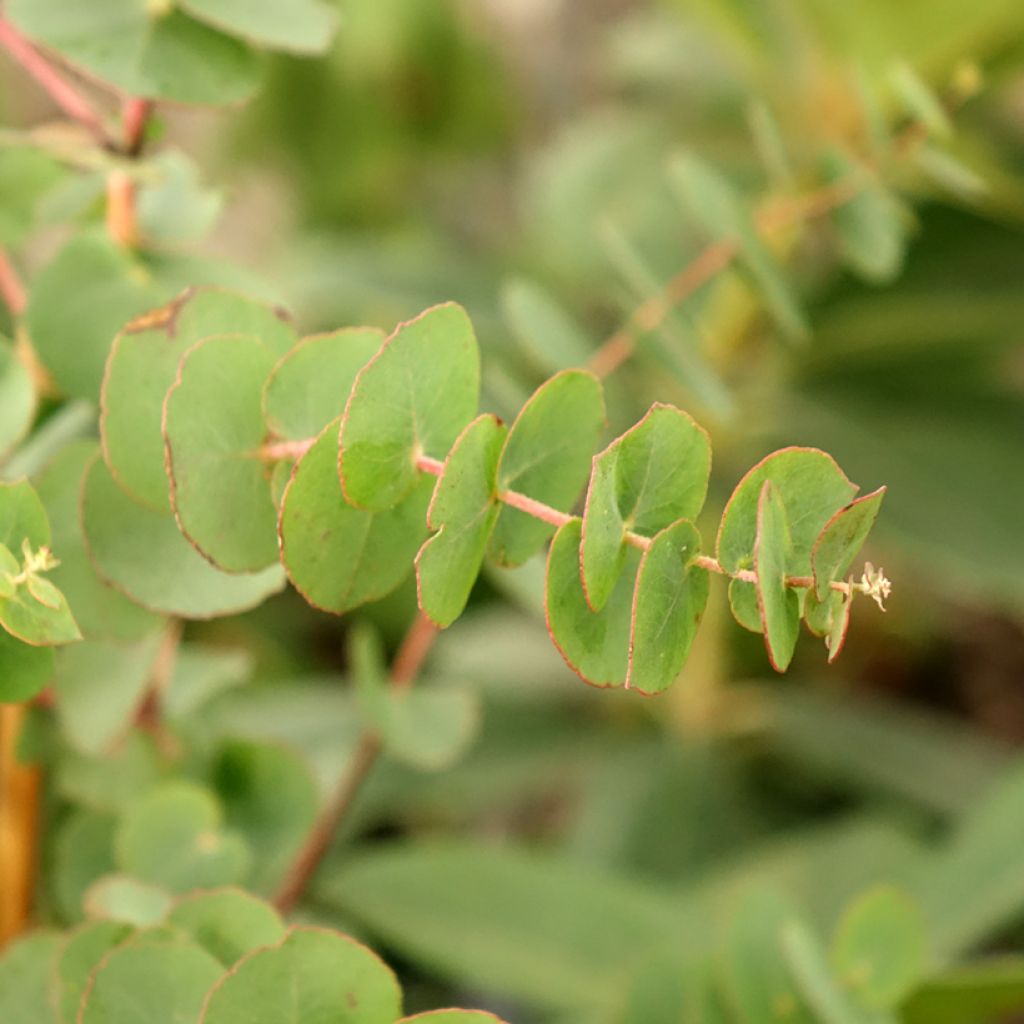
[2,1,1024,1020]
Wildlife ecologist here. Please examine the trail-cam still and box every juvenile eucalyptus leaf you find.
[83,875,173,928]
[803,587,855,663]
[115,782,251,894]
[339,303,480,510]
[7,1,264,105]
[831,885,928,1010]
[754,481,802,673]
[627,519,709,694]
[0,479,50,551]
[0,575,80,647]
[0,930,62,1024]
[78,936,224,1024]
[489,370,605,568]
[0,337,35,460]
[545,518,637,688]
[717,447,858,576]
[812,488,886,600]
[417,414,507,628]
[54,921,134,1024]
[199,928,403,1024]
[280,421,432,615]
[179,0,338,53]
[263,328,384,441]
[102,287,296,512]
[728,578,762,633]
[168,888,285,966]
[82,455,286,618]
[164,335,279,572]
[582,404,709,611]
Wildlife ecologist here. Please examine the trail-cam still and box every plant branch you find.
[0,16,109,143]
[273,612,439,915]
[0,248,27,317]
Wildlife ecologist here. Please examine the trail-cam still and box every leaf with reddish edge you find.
[280,420,433,615]
[627,519,709,695]
[0,478,49,551]
[339,303,480,511]
[417,414,507,628]
[582,404,710,612]
[81,455,285,619]
[101,287,297,513]
[198,927,402,1024]
[54,920,134,1024]
[812,487,886,600]
[545,518,637,688]
[489,370,605,568]
[826,587,854,663]
[262,327,384,441]
[0,575,80,647]
[168,888,285,966]
[728,578,761,633]
[755,481,802,672]
[398,1013,510,1023]
[163,334,279,573]
[717,447,858,576]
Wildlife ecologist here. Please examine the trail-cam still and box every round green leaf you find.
[79,937,224,1024]
[0,570,80,647]
[754,481,802,673]
[545,518,638,688]
[489,370,605,568]
[0,930,62,1024]
[115,782,251,894]
[34,441,161,643]
[179,0,337,53]
[416,414,507,628]
[582,404,709,612]
[280,421,432,615]
[168,889,285,966]
[0,479,50,551]
[55,921,134,1024]
[83,875,174,928]
[263,328,383,441]
[339,303,480,511]
[102,287,297,512]
[7,1,264,105]
[399,1013,510,1023]
[199,927,403,1024]
[0,627,55,702]
[717,447,858,576]
[164,335,278,572]
[812,487,886,600]
[82,455,285,618]
[627,519,709,695]
[831,885,928,1009]
[728,578,761,633]
[0,337,35,460]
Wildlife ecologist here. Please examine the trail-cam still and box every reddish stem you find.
[105,171,139,248]
[0,249,27,317]
[122,97,152,157]
[0,17,108,142]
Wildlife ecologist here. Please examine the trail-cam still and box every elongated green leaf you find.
[755,481,801,672]
[831,886,927,1010]
[54,632,164,754]
[717,447,858,575]
[812,488,885,600]
[0,627,55,702]
[55,921,133,1024]
[339,303,480,510]
[317,842,686,1012]
[889,62,953,140]
[168,889,285,966]
[180,0,337,53]
[164,335,278,572]
[582,404,709,611]
[79,936,223,1024]
[34,442,160,643]
[627,519,709,694]
[7,1,263,105]
[82,455,285,618]
[102,287,296,511]
[669,153,808,341]
[199,928,402,1024]
[500,277,594,373]
[0,338,34,460]
[27,232,164,401]
[545,518,637,688]
[263,328,383,441]
[489,371,605,567]
[280,421,432,615]
[823,151,905,283]
[0,930,61,1024]
[417,415,507,628]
